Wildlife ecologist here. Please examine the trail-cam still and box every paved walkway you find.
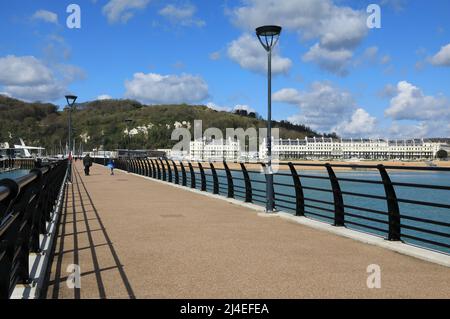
[45,162,450,299]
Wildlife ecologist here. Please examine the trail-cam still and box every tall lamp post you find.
[256,25,282,213]
[125,118,133,173]
[65,95,77,183]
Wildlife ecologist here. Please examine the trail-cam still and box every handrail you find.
[0,159,68,298]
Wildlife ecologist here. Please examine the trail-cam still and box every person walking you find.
[107,159,115,175]
[83,154,93,176]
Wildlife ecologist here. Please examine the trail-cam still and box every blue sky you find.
[0,0,449,138]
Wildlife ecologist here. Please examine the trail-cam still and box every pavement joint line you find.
[120,168,450,268]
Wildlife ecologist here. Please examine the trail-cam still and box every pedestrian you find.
[107,159,114,175]
[83,154,93,176]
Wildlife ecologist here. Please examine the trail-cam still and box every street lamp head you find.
[65,95,78,107]
[256,25,282,52]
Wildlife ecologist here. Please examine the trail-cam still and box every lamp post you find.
[65,95,77,183]
[256,25,282,213]
[125,119,133,173]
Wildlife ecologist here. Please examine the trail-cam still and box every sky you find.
[0,0,449,138]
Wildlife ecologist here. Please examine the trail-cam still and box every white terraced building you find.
[190,138,241,161]
[261,137,443,160]
[189,137,445,161]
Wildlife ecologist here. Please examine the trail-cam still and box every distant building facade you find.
[187,137,444,161]
[190,138,241,161]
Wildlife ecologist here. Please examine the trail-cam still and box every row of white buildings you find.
[185,137,447,161]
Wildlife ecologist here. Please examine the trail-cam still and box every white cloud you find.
[227,34,292,75]
[333,108,378,137]
[206,102,231,112]
[384,81,450,121]
[206,102,256,114]
[275,82,357,133]
[158,4,205,27]
[0,92,12,97]
[430,44,450,67]
[32,10,58,24]
[103,0,150,23]
[0,55,53,86]
[303,44,353,76]
[125,72,209,104]
[0,55,83,102]
[97,94,112,100]
[4,83,66,102]
[230,0,368,75]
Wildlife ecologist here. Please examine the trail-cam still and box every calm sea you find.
[0,169,29,180]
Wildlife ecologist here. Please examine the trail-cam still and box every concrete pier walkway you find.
[45,162,450,299]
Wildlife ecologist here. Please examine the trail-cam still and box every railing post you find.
[170,160,179,184]
[288,162,305,216]
[150,159,157,179]
[29,168,45,253]
[325,164,345,227]
[210,162,219,195]
[159,159,167,181]
[139,160,145,175]
[136,160,142,175]
[155,159,161,180]
[377,165,401,241]
[144,159,151,177]
[188,162,196,189]
[223,161,234,198]
[165,159,173,183]
[198,162,207,191]
[179,161,187,186]
[240,163,252,203]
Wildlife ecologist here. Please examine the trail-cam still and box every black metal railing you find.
[0,160,68,298]
[108,159,450,255]
[0,159,36,171]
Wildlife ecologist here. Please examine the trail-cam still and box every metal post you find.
[288,162,305,216]
[160,159,167,181]
[198,162,206,191]
[378,165,401,241]
[179,161,187,186]
[325,164,345,226]
[188,162,196,189]
[241,163,252,203]
[210,163,219,195]
[155,159,161,180]
[165,159,173,183]
[150,159,157,179]
[223,161,234,198]
[266,48,274,213]
[68,106,72,183]
[171,160,179,185]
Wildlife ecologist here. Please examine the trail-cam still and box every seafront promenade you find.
[43,162,450,299]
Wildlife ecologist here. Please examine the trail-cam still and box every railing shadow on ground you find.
[104,158,450,256]
[44,165,135,299]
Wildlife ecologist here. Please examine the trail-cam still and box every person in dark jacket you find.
[83,154,93,176]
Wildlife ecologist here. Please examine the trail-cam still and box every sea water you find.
[0,169,29,180]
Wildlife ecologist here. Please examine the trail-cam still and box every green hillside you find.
[0,95,331,153]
